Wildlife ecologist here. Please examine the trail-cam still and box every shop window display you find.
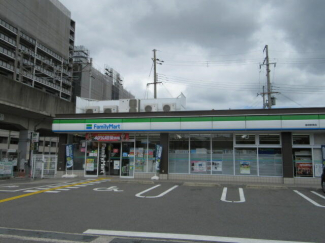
[235,135,256,145]
[85,141,99,176]
[293,148,312,177]
[235,148,257,176]
[292,135,310,145]
[134,134,148,173]
[190,134,211,174]
[148,134,160,173]
[212,134,233,175]
[169,134,189,173]
[258,148,282,176]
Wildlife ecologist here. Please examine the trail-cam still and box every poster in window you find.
[240,161,250,174]
[192,161,207,172]
[315,164,323,177]
[114,160,120,170]
[212,161,222,172]
[296,162,313,176]
[86,158,95,171]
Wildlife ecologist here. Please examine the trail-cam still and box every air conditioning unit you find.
[85,106,100,113]
[129,99,139,112]
[162,103,176,112]
[144,104,157,112]
[103,105,118,113]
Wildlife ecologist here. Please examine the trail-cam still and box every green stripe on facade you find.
[281,115,319,120]
[151,118,181,123]
[53,119,86,124]
[246,116,281,121]
[85,119,123,123]
[181,117,212,122]
[213,116,246,121]
[122,118,151,123]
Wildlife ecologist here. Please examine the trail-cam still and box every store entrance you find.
[98,142,135,178]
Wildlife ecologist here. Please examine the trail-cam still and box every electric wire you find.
[279,93,304,107]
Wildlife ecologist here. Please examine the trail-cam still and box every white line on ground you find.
[44,191,60,193]
[311,191,325,200]
[294,190,325,208]
[56,189,70,191]
[135,185,178,198]
[83,229,312,243]
[23,190,39,193]
[220,187,245,203]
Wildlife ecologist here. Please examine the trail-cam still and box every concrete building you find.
[0,0,74,101]
[0,0,75,174]
[73,45,134,101]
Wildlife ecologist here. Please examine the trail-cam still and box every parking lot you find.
[0,178,325,243]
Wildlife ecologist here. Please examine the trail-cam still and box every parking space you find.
[0,179,324,242]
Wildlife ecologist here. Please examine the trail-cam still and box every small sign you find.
[32,132,39,142]
[0,114,4,121]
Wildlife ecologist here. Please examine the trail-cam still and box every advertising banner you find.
[86,133,129,142]
[155,145,162,171]
[296,162,313,176]
[192,161,207,172]
[321,145,325,166]
[240,161,250,174]
[86,158,95,171]
[212,161,222,172]
[66,144,74,168]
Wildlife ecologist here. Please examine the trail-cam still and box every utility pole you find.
[265,45,271,109]
[88,58,92,99]
[153,49,157,99]
[260,45,277,109]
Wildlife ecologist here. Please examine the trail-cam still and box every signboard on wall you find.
[86,133,129,142]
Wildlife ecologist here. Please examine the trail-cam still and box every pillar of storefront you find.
[281,132,294,182]
[18,130,31,172]
[57,134,73,171]
[160,133,169,174]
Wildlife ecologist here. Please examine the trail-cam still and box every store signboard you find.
[86,123,121,130]
[32,132,39,142]
[86,133,129,142]
[66,144,74,168]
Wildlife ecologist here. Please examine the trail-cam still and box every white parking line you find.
[294,190,325,208]
[57,189,70,191]
[44,191,60,193]
[23,190,39,193]
[311,191,325,200]
[135,185,178,198]
[83,229,312,243]
[221,187,245,203]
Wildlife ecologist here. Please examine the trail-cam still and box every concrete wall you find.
[0,0,71,58]
[0,75,75,117]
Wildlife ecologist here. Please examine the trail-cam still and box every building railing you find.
[35,65,54,77]
[37,43,62,62]
[19,44,35,57]
[0,60,14,71]
[20,32,36,45]
[0,33,16,46]
[0,18,18,34]
[0,46,15,58]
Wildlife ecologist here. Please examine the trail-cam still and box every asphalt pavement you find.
[0,177,324,243]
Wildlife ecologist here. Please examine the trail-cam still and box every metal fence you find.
[32,155,57,178]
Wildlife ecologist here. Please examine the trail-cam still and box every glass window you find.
[169,134,189,173]
[135,134,147,173]
[313,148,323,178]
[190,134,211,174]
[313,134,325,145]
[258,148,282,176]
[293,148,312,177]
[10,137,19,144]
[259,134,280,145]
[147,134,160,173]
[235,135,255,145]
[212,134,233,175]
[235,148,257,175]
[293,135,310,145]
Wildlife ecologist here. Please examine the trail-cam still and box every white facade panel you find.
[246,120,281,129]
[122,123,151,131]
[59,124,85,131]
[281,119,319,129]
[151,122,181,130]
[212,121,245,130]
[319,119,325,128]
[180,122,212,130]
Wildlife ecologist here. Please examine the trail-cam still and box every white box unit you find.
[85,106,100,113]
[103,105,118,113]
[144,104,157,112]
[162,103,176,112]
[119,99,139,112]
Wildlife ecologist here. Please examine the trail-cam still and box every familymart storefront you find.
[53,108,325,184]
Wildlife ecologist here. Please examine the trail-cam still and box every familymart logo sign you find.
[86,123,121,130]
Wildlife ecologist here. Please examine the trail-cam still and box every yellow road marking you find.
[0,178,108,204]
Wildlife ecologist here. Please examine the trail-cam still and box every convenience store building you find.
[52,107,325,185]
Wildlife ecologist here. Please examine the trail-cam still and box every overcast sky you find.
[60,0,325,110]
